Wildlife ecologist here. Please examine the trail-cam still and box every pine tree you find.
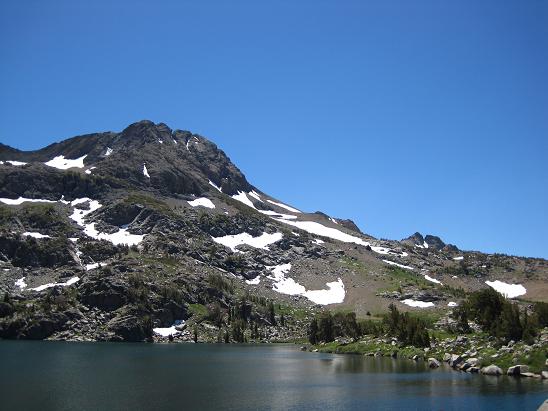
[308,318,318,344]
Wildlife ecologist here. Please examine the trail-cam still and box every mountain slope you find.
[0,120,546,342]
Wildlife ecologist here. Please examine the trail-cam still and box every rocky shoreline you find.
[304,328,548,380]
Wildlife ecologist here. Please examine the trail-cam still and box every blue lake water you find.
[0,341,546,410]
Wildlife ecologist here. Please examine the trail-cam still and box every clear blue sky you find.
[1,1,547,258]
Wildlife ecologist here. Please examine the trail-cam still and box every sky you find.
[1,0,547,258]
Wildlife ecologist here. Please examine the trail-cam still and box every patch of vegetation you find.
[453,288,544,344]
[123,192,174,216]
[188,303,208,318]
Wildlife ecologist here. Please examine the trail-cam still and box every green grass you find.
[123,192,174,216]
[188,303,208,318]
[275,304,311,321]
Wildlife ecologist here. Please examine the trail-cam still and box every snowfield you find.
[188,198,215,209]
[266,199,301,213]
[274,219,369,246]
[212,232,283,252]
[401,299,435,308]
[266,263,346,305]
[485,280,526,298]
[274,218,407,257]
[45,155,87,170]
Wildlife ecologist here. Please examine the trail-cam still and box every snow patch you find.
[28,277,80,292]
[401,299,434,308]
[153,320,185,337]
[485,280,526,298]
[383,260,414,270]
[453,256,464,261]
[248,191,263,202]
[22,232,51,239]
[448,302,458,307]
[69,198,144,246]
[1,160,27,166]
[267,264,345,305]
[231,191,256,209]
[259,210,298,220]
[208,180,222,192]
[245,277,261,285]
[268,264,306,295]
[329,217,338,225]
[266,199,301,213]
[143,164,150,178]
[85,262,109,271]
[424,274,442,284]
[105,147,113,156]
[0,197,56,205]
[313,239,325,245]
[85,166,97,175]
[275,219,368,246]
[15,277,27,290]
[188,198,215,209]
[212,232,283,252]
[45,155,87,170]
[303,279,346,305]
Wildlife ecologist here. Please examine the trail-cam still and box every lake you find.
[0,341,546,410]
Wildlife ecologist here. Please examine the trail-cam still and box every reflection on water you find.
[0,341,546,411]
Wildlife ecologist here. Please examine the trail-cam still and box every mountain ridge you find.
[0,120,546,343]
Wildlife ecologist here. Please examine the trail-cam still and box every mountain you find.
[0,120,546,342]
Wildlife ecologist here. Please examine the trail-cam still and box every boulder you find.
[541,371,548,380]
[449,354,463,368]
[428,358,440,368]
[443,353,451,362]
[538,399,548,411]
[507,365,529,376]
[480,365,503,376]
[466,357,480,367]
[468,367,480,373]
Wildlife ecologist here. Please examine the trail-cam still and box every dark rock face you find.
[79,277,128,311]
[337,219,363,234]
[401,232,448,251]
[0,120,253,198]
[106,308,152,342]
[401,232,425,247]
[424,235,446,250]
